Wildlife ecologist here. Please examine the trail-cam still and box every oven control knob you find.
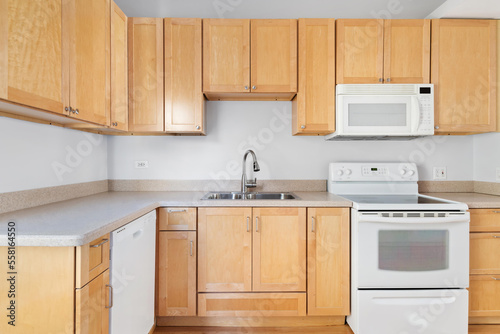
[336,170,344,176]
[400,169,406,175]
[345,169,352,175]
[408,170,415,176]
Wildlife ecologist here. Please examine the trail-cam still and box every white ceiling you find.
[114,0,448,19]
[427,0,500,19]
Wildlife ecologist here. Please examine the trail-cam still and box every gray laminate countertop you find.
[0,191,351,247]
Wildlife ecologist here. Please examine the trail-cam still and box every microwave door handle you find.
[359,216,469,224]
[410,96,420,133]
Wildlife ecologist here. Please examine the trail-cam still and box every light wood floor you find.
[154,325,500,333]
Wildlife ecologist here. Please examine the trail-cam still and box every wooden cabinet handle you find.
[492,277,500,281]
[311,217,315,233]
[256,217,259,232]
[492,211,500,214]
[90,239,109,248]
[246,217,250,232]
[105,284,113,308]
[190,240,193,256]
[493,235,500,238]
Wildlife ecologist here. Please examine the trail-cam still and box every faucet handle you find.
[246,178,257,188]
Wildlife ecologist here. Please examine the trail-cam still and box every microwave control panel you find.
[416,85,434,134]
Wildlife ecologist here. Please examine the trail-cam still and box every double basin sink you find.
[202,192,297,200]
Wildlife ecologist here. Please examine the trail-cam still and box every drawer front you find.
[470,209,500,232]
[76,234,110,289]
[470,233,500,274]
[469,275,500,317]
[198,293,306,317]
[159,207,197,231]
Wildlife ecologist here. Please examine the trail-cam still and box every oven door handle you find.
[359,216,469,224]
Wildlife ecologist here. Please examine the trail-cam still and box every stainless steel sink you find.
[201,192,297,200]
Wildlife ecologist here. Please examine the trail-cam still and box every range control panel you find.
[329,162,418,182]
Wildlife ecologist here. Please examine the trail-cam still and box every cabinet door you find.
[158,231,196,316]
[0,0,69,115]
[470,233,500,275]
[469,275,500,317]
[470,209,500,232]
[431,19,497,133]
[307,208,350,315]
[203,19,250,93]
[75,270,110,334]
[198,208,252,292]
[128,17,164,132]
[336,19,384,84]
[293,18,335,135]
[69,0,110,125]
[384,19,430,84]
[76,234,110,289]
[250,19,297,93]
[253,207,306,292]
[164,18,204,134]
[110,1,128,131]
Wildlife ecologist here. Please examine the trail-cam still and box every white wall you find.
[108,101,474,182]
[473,132,500,182]
[0,117,108,193]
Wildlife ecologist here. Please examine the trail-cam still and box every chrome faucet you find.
[241,150,260,194]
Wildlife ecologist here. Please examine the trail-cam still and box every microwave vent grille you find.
[337,84,418,95]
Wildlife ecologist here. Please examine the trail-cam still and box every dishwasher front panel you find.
[110,210,156,334]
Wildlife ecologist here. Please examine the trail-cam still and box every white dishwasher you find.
[110,210,156,334]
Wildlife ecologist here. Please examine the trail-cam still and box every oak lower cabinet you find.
[157,208,197,316]
[0,234,111,334]
[307,208,350,315]
[469,209,500,324]
[431,19,497,134]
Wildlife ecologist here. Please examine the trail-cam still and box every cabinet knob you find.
[252,86,256,90]
[386,78,391,82]
[65,107,69,112]
[379,78,384,82]
[435,126,439,130]
[196,125,201,130]
[244,86,249,90]
[301,125,305,129]
[75,109,79,115]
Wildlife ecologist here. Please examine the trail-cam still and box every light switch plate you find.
[433,167,447,180]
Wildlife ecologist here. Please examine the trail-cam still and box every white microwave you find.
[325,84,434,140]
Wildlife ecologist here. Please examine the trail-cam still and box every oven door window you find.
[378,230,449,271]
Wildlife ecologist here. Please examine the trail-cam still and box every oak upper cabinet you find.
[69,0,110,125]
[164,18,205,134]
[75,270,110,334]
[292,19,335,135]
[203,19,250,94]
[110,1,128,131]
[128,17,164,132]
[432,19,497,134]
[158,231,197,316]
[336,19,430,84]
[198,207,253,292]
[307,208,350,316]
[252,207,306,292]
[0,0,69,115]
[203,19,297,100]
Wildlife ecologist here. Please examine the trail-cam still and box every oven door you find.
[338,95,420,135]
[355,212,470,288]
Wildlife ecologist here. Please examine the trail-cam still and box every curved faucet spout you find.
[241,150,260,194]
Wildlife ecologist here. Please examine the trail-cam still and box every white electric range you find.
[329,162,470,334]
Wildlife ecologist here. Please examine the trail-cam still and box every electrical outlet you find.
[496,167,500,182]
[135,160,149,168]
[433,167,447,180]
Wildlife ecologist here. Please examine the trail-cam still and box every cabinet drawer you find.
[470,233,500,274]
[76,234,110,289]
[159,207,196,231]
[198,293,306,317]
[470,209,500,232]
[469,275,500,317]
